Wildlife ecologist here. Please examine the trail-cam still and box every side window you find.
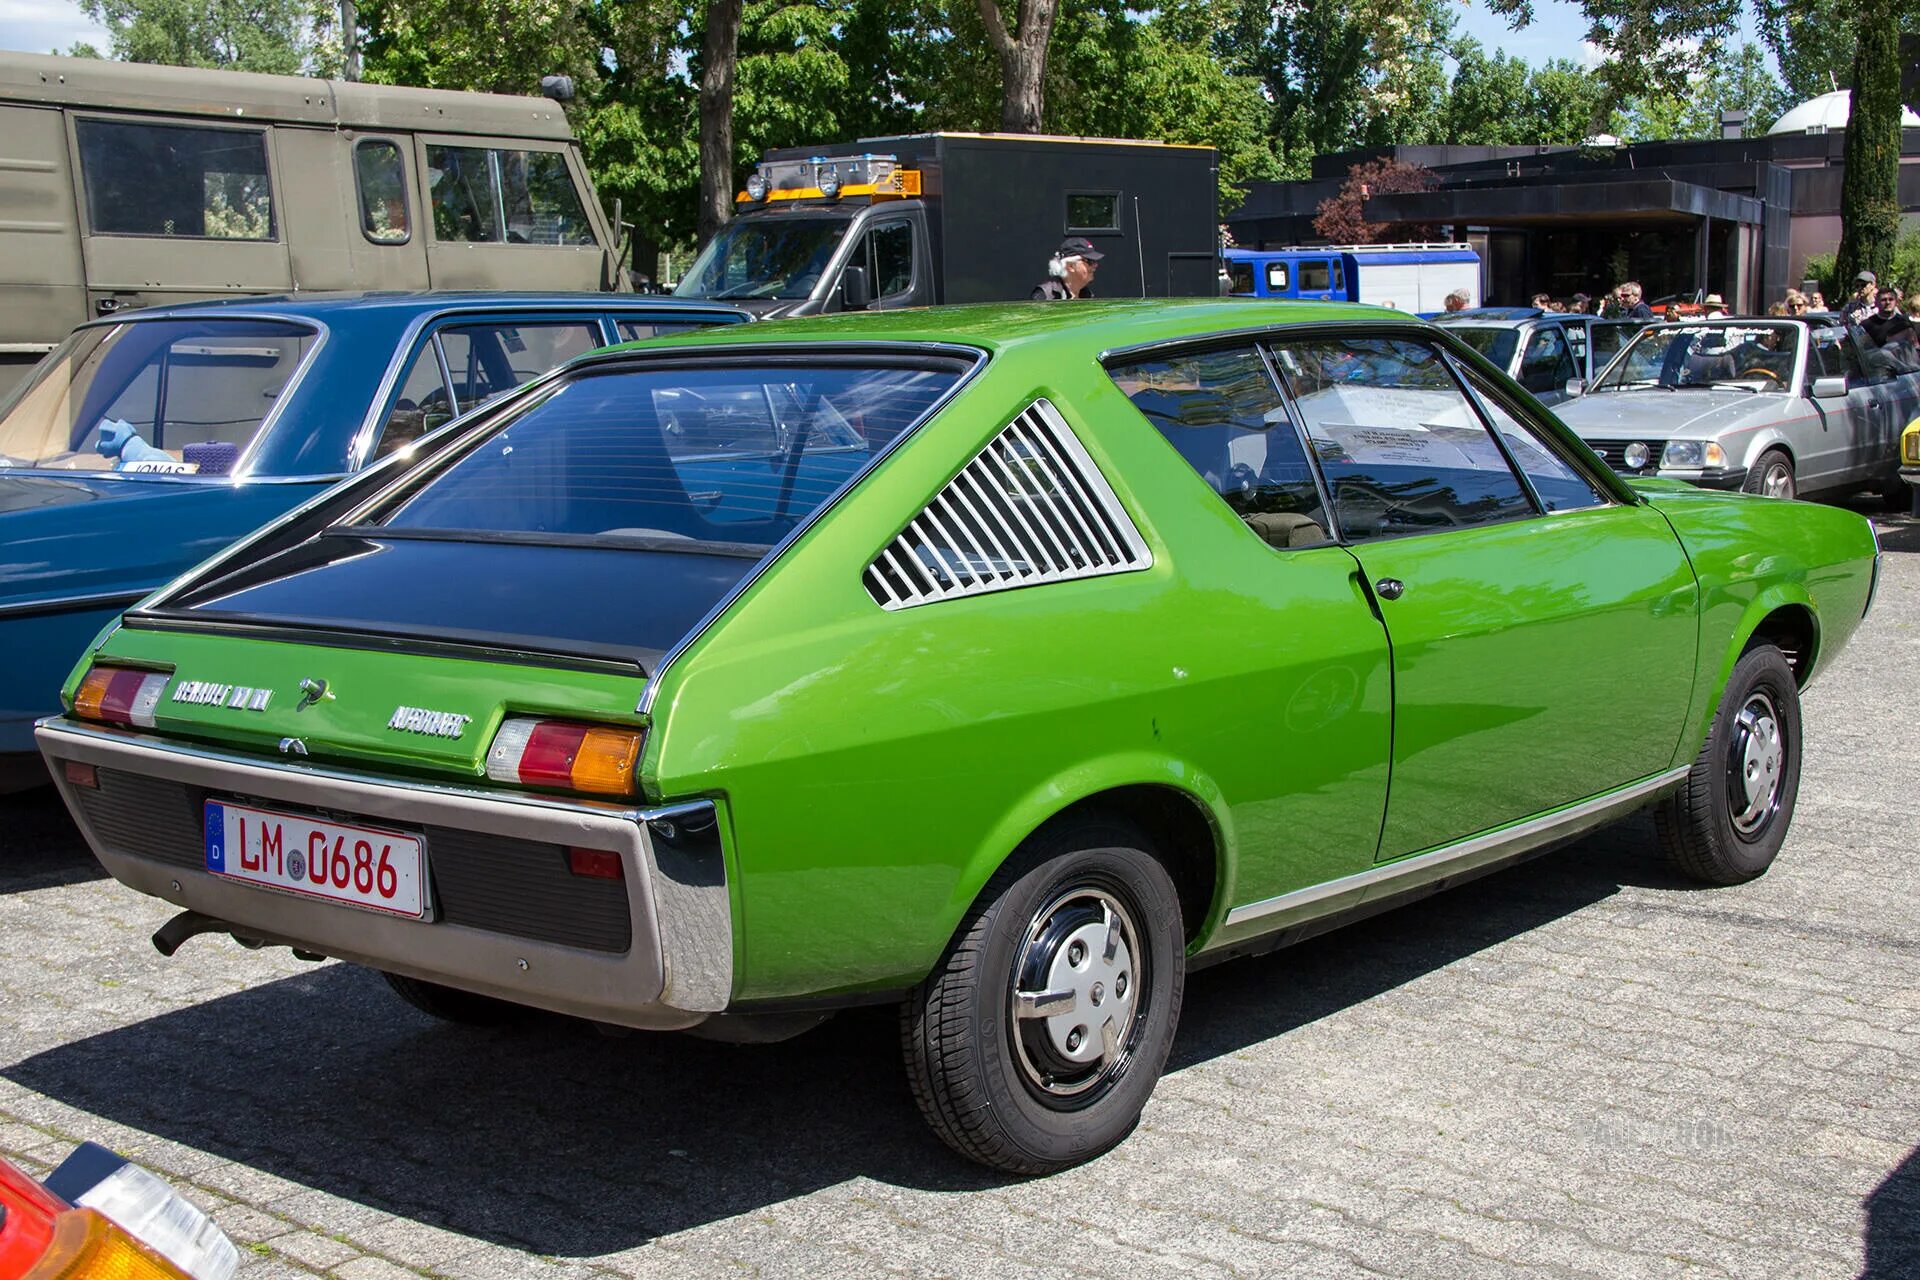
[1298,260,1331,292]
[1331,260,1345,293]
[372,343,456,462]
[1813,328,1860,381]
[867,222,914,297]
[1108,346,1330,549]
[1460,368,1605,512]
[355,139,410,244]
[1265,262,1289,292]
[1590,322,1633,372]
[1066,193,1118,231]
[425,146,590,245]
[75,119,274,240]
[1225,262,1254,295]
[437,322,600,406]
[1273,336,1534,542]
[616,320,710,342]
[1518,327,1574,394]
[1562,321,1588,365]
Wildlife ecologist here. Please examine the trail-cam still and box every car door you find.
[1270,334,1699,860]
[1805,325,1867,489]
[1105,344,1393,902]
[1517,325,1578,404]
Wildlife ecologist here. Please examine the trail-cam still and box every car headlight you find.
[1661,441,1726,469]
[1902,429,1920,465]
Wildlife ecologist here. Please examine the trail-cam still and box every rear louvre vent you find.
[864,398,1151,609]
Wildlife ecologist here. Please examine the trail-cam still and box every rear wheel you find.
[381,971,530,1026]
[1655,645,1802,885]
[901,819,1185,1174]
[1742,448,1796,499]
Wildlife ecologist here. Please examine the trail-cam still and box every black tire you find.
[1878,471,1910,512]
[1742,448,1796,500]
[381,970,530,1026]
[901,819,1185,1175]
[1655,645,1802,885]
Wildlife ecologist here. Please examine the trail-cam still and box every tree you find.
[696,0,746,244]
[1837,0,1901,286]
[78,0,340,75]
[974,0,1062,131]
[1313,158,1439,243]
[1608,43,1789,140]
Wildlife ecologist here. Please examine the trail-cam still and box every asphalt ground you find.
[2,504,1916,1280]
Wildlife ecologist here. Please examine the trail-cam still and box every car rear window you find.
[363,360,963,550]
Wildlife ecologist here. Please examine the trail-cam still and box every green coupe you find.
[37,300,1880,1174]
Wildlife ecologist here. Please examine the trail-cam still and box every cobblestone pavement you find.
[3,510,1916,1280]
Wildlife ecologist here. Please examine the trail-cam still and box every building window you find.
[1066,192,1118,231]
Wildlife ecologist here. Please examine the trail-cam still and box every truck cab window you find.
[355,139,410,244]
[1299,260,1331,292]
[425,146,591,245]
[75,119,274,240]
[866,223,914,298]
[1265,263,1289,292]
[1066,193,1118,230]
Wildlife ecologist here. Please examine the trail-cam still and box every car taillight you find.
[485,717,643,797]
[26,1208,196,1279]
[71,665,169,728]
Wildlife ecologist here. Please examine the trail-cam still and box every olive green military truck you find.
[0,51,628,397]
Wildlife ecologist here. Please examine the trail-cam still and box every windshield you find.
[356,360,963,551]
[673,216,851,301]
[0,318,318,476]
[1445,327,1519,371]
[1593,322,1800,393]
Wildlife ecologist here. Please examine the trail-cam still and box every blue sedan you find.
[0,292,748,783]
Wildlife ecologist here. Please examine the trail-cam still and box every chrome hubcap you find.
[1010,888,1142,1100]
[1727,691,1785,837]
[1762,463,1794,499]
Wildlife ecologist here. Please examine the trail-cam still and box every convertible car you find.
[1556,315,1917,502]
[0,292,747,786]
[37,300,1879,1173]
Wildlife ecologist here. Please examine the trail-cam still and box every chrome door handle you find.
[1374,578,1405,601]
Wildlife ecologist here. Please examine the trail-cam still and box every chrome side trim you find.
[1221,765,1691,929]
[0,588,146,622]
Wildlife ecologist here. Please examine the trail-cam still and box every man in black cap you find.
[1843,270,1878,326]
[1033,236,1103,299]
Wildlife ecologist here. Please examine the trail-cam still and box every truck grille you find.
[1583,438,1667,473]
[66,764,631,953]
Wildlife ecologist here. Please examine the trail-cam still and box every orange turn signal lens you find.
[569,727,644,796]
[26,1207,191,1279]
[71,666,169,728]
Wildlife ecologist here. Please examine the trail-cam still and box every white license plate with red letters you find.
[204,800,427,918]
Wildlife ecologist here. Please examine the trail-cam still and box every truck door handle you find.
[1374,578,1405,601]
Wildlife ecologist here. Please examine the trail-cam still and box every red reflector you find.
[518,721,590,787]
[62,760,99,790]
[567,847,624,880]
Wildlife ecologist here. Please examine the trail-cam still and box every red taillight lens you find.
[62,761,99,790]
[567,847,624,880]
[485,717,642,797]
[71,666,169,728]
[0,1158,63,1276]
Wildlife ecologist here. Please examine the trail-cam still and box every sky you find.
[0,0,1770,71]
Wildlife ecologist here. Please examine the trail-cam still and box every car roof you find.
[88,292,744,324]
[608,298,1389,358]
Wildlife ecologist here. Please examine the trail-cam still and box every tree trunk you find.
[697,0,744,248]
[975,0,1058,134]
[1837,0,1900,287]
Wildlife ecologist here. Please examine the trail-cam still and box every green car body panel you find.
[41,300,1880,1016]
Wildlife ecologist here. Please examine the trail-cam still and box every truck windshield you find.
[674,217,851,301]
[0,318,318,477]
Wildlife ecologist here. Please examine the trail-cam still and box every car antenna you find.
[1135,196,1147,298]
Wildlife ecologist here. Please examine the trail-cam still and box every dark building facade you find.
[1224,114,1920,312]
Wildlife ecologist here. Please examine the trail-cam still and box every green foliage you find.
[1607,44,1790,140]
[1838,0,1902,285]
[79,0,340,74]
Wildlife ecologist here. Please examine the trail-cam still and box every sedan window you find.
[1458,368,1605,512]
[1110,346,1330,548]
[1271,337,1534,542]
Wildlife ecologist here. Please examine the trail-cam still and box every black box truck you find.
[671,133,1220,315]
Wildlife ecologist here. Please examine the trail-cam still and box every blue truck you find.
[1223,244,1481,312]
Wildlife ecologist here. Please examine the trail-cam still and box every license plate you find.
[204,801,427,918]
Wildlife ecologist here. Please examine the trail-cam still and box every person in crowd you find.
[1617,281,1654,320]
[1904,295,1920,321]
[1862,286,1915,349]
[1531,293,1552,311]
[1842,271,1877,325]
[1768,301,1789,316]
[1443,289,1471,312]
[1032,236,1103,299]
[1570,292,1593,314]
[1784,290,1809,316]
[1703,293,1729,318]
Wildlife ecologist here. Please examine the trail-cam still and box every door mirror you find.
[1563,377,1585,398]
[1811,375,1848,399]
[840,265,872,311]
